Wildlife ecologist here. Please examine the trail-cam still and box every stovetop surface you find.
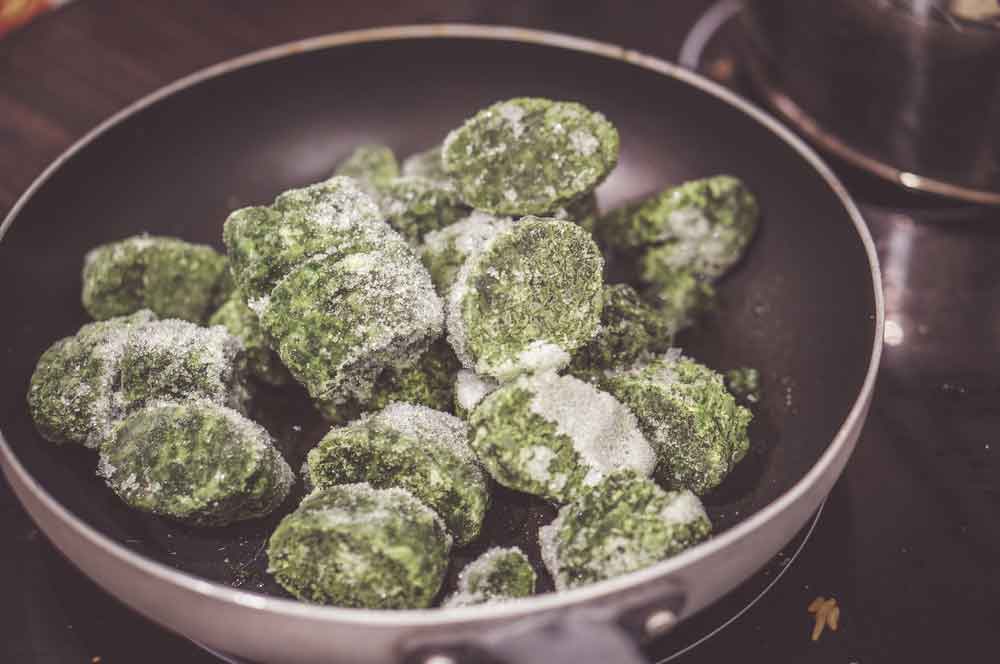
[2,2,999,662]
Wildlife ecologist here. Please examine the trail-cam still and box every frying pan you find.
[0,25,882,664]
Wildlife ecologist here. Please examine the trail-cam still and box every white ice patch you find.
[526,372,655,484]
[660,489,708,526]
[520,445,567,493]
[497,102,526,138]
[455,369,499,413]
[569,129,599,157]
[487,341,571,382]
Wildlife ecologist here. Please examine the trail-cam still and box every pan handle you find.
[473,610,648,664]
[403,585,685,664]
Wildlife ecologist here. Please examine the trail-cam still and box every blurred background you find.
[1,2,998,663]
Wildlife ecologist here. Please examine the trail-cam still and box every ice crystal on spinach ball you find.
[304,403,488,545]
[419,211,514,295]
[82,235,229,323]
[267,484,451,609]
[222,177,392,307]
[97,400,292,526]
[443,98,619,215]
[469,371,654,503]
[443,546,536,607]
[539,470,711,590]
[333,144,400,195]
[568,284,674,380]
[447,217,603,380]
[27,311,155,447]
[208,295,291,386]
[601,352,752,495]
[260,242,443,404]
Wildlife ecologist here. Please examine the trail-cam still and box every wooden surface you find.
[0,0,703,213]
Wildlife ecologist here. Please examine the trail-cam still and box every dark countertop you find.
[2,2,998,663]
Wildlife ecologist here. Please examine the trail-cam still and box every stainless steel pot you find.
[0,25,883,664]
[740,0,1000,205]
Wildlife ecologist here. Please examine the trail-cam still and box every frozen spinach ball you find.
[598,175,758,280]
[260,242,443,404]
[443,546,536,607]
[442,98,619,215]
[82,235,229,323]
[569,284,674,379]
[447,217,603,380]
[222,177,392,306]
[402,145,447,182]
[117,318,251,417]
[469,371,655,503]
[378,176,468,243]
[27,311,155,447]
[267,484,451,608]
[539,470,711,590]
[305,403,488,545]
[420,211,514,295]
[601,352,752,495]
[97,400,292,526]
[208,296,291,386]
[333,144,399,195]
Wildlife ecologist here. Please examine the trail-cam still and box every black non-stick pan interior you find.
[0,35,877,601]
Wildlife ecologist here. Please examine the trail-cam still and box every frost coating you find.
[538,470,711,590]
[442,98,619,215]
[469,371,654,503]
[208,295,291,386]
[267,484,452,608]
[82,235,229,323]
[97,400,292,526]
[443,546,536,607]
[261,243,443,404]
[601,352,752,495]
[222,177,390,303]
[446,218,603,381]
[304,404,488,545]
[420,211,514,294]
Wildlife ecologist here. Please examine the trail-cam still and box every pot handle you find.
[403,585,685,664]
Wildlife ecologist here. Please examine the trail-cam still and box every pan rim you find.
[0,23,884,627]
